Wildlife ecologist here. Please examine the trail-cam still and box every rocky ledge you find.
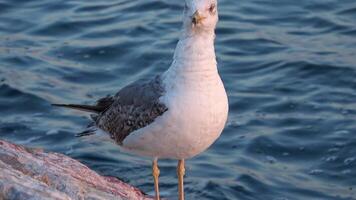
[0,139,153,200]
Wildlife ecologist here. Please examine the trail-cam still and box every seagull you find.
[53,0,228,199]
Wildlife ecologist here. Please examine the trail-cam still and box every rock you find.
[0,140,153,200]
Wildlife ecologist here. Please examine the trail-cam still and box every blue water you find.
[1,0,356,199]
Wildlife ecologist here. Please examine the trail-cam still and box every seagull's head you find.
[183,0,218,34]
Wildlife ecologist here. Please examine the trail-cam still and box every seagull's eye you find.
[209,4,216,14]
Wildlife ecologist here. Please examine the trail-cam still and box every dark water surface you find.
[1,0,356,199]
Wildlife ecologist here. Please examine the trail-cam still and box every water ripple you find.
[0,0,356,199]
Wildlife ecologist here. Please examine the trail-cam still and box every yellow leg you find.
[177,159,185,200]
[152,158,160,200]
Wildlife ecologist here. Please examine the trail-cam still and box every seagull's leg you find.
[152,158,160,200]
[177,159,185,200]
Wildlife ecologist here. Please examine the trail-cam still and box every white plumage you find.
[123,34,228,159]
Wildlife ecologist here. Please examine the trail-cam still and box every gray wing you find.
[94,75,168,144]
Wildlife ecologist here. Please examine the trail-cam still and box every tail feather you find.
[52,104,102,113]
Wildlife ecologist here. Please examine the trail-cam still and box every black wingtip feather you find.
[51,103,66,107]
[51,103,102,113]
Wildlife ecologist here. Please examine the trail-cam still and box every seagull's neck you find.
[170,30,217,74]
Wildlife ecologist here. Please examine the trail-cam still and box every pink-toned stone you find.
[0,140,153,200]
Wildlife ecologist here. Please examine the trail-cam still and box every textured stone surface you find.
[0,140,153,200]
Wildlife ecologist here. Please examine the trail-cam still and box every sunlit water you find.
[1,0,356,199]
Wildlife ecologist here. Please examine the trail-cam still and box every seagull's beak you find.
[192,11,205,25]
